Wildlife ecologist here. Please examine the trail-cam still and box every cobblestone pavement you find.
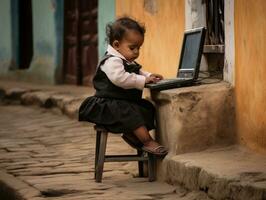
[0,105,210,200]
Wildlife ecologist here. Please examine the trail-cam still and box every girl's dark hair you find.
[106,16,146,45]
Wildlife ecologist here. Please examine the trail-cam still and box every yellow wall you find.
[235,0,266,153]
[116,0,185,78]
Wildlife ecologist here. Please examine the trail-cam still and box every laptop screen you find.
[177,27,206,79]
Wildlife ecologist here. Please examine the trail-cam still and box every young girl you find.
[79,17,167,156]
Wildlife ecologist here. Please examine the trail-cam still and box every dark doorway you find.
[206,0,224,45]
[18,0,33,69]
[204,0,225,76]
[63,0,98,85]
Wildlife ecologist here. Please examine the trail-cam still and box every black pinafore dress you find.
[78,55,155,134]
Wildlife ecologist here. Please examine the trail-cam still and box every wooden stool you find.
[94,125,156,183]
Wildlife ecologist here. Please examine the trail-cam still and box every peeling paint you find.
[144,0,158,15]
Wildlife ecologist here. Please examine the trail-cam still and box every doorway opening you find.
[18,0,33,69]
[204,0,225,78]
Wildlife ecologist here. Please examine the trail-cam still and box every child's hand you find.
[150,74,163,80]
[150,73,163,81]
[145,74,163,84]
[145,76,158,84]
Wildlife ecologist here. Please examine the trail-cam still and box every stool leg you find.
[148,153,156,182]
[95,131,108,183]
[94,130,101,179]
[137,150,144,177]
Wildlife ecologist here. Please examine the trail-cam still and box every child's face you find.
[113,30,144,62]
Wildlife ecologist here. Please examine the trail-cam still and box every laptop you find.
[145,27,206,91]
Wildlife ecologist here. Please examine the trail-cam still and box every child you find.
[79,17,167,156]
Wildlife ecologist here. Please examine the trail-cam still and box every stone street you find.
[0,104,210,200]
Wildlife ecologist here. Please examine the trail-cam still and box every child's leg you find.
[133,126,165,149]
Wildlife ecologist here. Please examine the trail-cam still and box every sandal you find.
[121,133,143,150]
[142,145,168,156]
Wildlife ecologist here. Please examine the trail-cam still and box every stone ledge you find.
[0,81,91,119]
[151,81,236,155]
[160,145,266,200]
[0,170,43,200]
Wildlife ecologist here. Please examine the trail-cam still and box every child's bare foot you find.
[142,140,168,156]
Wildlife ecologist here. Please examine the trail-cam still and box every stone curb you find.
[0,86,86,120]
[0,170,44,200]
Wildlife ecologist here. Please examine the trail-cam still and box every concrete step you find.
[161,145,266,200]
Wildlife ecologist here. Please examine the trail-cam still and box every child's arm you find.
[139,70,151,77]
[140,70,164,81]
[101,57,146,90]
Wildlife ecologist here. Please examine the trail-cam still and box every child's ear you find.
[112,40,120,49]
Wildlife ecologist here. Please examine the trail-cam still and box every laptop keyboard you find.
[145,77,194,89]
[157,78,191,84]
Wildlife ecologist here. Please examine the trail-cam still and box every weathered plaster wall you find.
[28,0,63,84]
[98,0,115,58]
[152,82,235,155]
[116,0,185,78]
[0,0,63,84]
[0,0,12,69]
[235,0,266,153]
[224,0,235,85]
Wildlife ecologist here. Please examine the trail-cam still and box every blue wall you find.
[54,0,64,83]
[0,0,64,84]
[98,0,115,58]
[0,0,12,69]
[29,0,64,84]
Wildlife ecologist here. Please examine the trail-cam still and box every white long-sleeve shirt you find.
[100,45,151,90]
